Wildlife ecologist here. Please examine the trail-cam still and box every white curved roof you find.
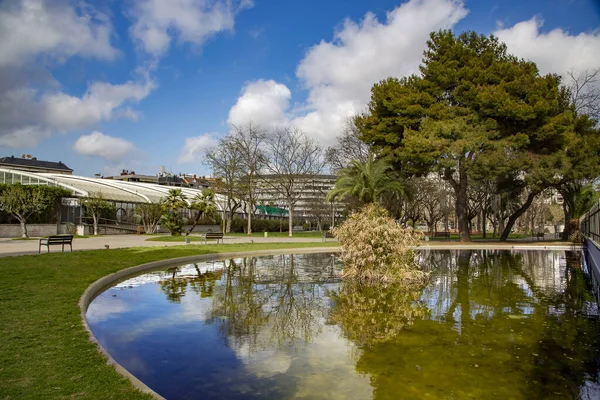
[0,168,225,209]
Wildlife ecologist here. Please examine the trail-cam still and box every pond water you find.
[87,250,600,399]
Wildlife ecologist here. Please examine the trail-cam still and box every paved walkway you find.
[0,234,335,258]
[0,233,580,258]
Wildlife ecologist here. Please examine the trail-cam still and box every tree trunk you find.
[226,215,232,233]
[482,208,487,239]
[186,212,200,236]
[19,218,28,238]
[499,191,539,241]
[247,202,252,235]
[93,214,99,236]
[562,199,574,241]
[288,203,294,237]
[455,165,471,242]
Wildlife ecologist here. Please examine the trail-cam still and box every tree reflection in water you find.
[159,264,223,303]
[351,250,600,400]
[207,254,335,354]
[327,281,428,347]
[151,251,600,399]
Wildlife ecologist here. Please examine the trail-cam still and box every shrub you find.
[332,203,426,284]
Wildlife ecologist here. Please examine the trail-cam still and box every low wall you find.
[0,223,76,238]
[155,224,220,234]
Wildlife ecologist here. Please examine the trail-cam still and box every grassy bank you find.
[0,242,337,399]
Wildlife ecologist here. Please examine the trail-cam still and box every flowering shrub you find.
[332,203,426,284]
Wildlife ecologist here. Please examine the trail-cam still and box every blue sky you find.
[0,0,599,177]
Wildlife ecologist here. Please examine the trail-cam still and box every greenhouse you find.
[0,168,225,207]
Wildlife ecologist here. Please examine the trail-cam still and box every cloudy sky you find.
[1,0,599,177]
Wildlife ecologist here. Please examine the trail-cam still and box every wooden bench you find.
[203,232,224,244]
[432,231,450,239]
[39,235,73,253]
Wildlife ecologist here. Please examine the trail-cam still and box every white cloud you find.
[178,133,219,164]
[0,1,156,149]
[227,80,291,128]
[0,0,117,67]
[129,0,253,57]
[494,17,600,76]
[73,131,136,161]
[0,74,155,148]
[292,0,468,145]
[43,78,155,132]
[224,0,468,146]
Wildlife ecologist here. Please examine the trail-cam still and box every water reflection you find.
[352,250,600,399]
[328,281,428,347]
[86,250,600,400]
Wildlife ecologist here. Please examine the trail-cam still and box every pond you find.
[86,250,600,399]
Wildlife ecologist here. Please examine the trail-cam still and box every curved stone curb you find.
[79,247,339,399]
[417,243,582,251]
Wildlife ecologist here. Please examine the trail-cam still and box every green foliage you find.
[82,192,114,235]
[356,30,578,241]
[136,203,164,234]
[332,203,426,284]
[160,189,187,236]
[0,184,71,237]
[185,189,217,236]
[229,216,291,233]
[327,152,409,207]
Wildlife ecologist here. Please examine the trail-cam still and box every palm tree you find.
[160,189,188,236]
[326,153,409,205]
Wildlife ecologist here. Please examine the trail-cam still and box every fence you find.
[581,200,600,242]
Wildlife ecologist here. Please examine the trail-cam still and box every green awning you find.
[256,205,288,215]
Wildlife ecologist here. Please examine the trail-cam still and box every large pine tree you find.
[357,30,574,242]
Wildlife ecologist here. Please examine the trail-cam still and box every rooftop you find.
[0,156,73,172]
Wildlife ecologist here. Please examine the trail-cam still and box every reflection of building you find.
[0,155,72,175]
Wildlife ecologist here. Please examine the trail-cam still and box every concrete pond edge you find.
[78,243,581,399]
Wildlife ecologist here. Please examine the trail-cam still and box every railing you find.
[581,200,600,243]
[581,200,600,304]
[86,218,140,234]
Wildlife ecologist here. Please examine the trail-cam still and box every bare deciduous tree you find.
[566,67,600,120]
[325,118,370,172]
[205,135,244,233]
[231,122,268,235]
[262,127,325,237]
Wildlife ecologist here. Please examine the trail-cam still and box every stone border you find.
[79,243,579,398]
[79,247,338,399]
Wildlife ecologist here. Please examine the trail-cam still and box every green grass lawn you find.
[145,235,208,242]
[0,242,337,399]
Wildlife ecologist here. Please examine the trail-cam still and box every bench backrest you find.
[47,235,73,243]
[205,232,223,238]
